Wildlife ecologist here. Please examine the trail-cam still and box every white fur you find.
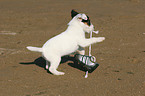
[27,13,105,75]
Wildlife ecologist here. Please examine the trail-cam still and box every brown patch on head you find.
[83,22,89,26]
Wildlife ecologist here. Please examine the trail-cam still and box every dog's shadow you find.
[19,56,86,74]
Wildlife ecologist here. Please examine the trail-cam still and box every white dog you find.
[27,10,105,75]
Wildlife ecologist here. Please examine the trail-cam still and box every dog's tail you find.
[26,46,43,52]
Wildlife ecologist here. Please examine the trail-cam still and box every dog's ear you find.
[71,10,79,18]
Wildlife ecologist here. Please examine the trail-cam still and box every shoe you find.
[74,54,99,73]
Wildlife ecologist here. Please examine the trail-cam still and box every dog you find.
[26,10,105,75]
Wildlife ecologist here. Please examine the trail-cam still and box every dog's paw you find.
[91,37,105,43]
[54,72,65,75]
[96,37,105,42]
[58,72,65,75]
[91,37,99,43]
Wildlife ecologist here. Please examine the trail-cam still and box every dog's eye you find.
[81,15,91,26]
[78,17,82,20]
[82,19,91,26]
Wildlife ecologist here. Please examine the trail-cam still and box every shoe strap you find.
[81,55,96,64]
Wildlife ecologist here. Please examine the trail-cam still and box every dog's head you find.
[68,10,94,33]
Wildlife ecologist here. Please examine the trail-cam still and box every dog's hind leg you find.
[45,55,65,75]
[46,61,49,70]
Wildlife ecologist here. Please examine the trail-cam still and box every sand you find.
[0,0,145,96]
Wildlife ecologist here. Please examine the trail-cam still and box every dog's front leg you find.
[78,37,105,48]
